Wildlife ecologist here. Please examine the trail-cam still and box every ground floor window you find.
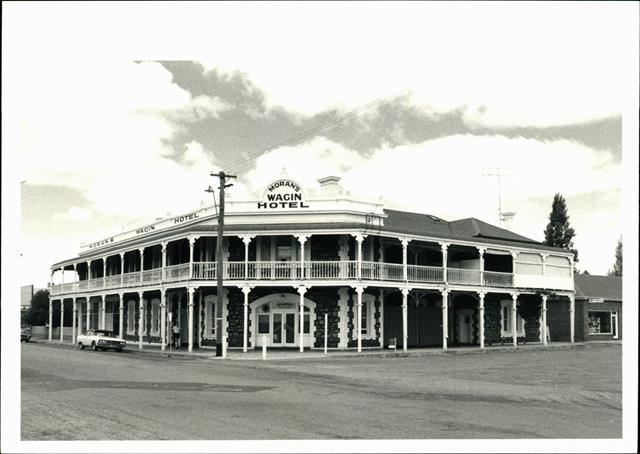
[151,299,160,335]
[500,301,524,337]
[588,312,612,334]
[359,294,375,336]
[204,295,217,338]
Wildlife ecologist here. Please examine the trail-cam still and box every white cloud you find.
[193,3,627,127]
[237,133,621,274]
[14,60,226,220]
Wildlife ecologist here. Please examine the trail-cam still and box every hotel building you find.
[48,176,576,353]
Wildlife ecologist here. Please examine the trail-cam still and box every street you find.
[21,342,622,440]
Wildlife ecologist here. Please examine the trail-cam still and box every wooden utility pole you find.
[210,171,236,356]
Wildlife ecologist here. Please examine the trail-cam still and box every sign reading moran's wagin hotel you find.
[258,179,310,210]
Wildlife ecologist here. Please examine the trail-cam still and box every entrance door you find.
[272,311,297,346]
[457,310,473,344]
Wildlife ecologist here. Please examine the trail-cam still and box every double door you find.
[272,311,296,346]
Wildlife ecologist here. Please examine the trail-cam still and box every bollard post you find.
[262,334,267,360]
[324,313,328,355]
[222,335,228,359]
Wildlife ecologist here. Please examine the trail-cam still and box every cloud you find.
[194,3,627,127]
[15,61,227,220]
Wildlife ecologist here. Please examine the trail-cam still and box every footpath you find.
[27,336,621,362]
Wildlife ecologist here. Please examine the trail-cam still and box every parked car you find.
[77,329,126,352]
[21,324,32,342]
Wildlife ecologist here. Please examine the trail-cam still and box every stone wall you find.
[518,296,541,343]
[307,287,340,348]
[483,299,502,345]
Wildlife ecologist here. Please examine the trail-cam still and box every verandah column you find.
[440,289,449,350]
[160,288,166,350]
[511,293,519,348]
[478,292,485,349]
[354,286,365,353]
[353,234,366,280]
[242,236,254,280]
[477,247,486,286]
[86,297,91,330]
[188,287,195,353]
[401,288,409,352]
[189,237,196,280]
[120,252,125,287]
[138,291,144,350]
[48,271,54,341]
[297,286,307,352]
[439,243,449,283]
[569,294,575,343]
[72,298,77,344]
[119,293,124,340]
[541,294,548,346]
[77,299,83,336]
[242,286,251,353]
[401,238,409,282]
[101,294,106,329]
[161,242,167,282]
[59,299,65,342]
[297,235,308,280]
[139,247,145,284]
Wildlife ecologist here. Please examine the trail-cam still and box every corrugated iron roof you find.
[574,274,622,301]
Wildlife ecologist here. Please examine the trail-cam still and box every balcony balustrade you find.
[447,268,482,285]
[164,264,190,282]
[483,270,514,287]
[104,275,121,289]
[48,261,522,296]
[407,264,443,283]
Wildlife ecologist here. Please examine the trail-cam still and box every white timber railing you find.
[407,265,443,283]
[48,261,522,295]
[483,271,514,287]
[164,264,190,282]
[447,268,482,285]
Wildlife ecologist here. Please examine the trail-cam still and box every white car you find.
[77,329,126,352]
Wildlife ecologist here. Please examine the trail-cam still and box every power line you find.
[224,92,411,176]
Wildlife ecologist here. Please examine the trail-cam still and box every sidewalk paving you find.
[29,336,621,362]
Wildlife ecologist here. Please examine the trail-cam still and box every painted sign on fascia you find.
[257,179,310,210]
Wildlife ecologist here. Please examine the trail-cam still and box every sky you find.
[3,2,636,288]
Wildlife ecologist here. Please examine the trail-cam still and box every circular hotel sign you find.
[257,178,310,210]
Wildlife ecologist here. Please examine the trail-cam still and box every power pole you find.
[209,171,236,356]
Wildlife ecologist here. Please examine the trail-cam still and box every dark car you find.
[21,324,32,342]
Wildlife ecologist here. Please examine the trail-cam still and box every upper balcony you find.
[49,259,565,296]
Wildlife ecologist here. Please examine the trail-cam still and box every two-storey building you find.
[48,175,576,353]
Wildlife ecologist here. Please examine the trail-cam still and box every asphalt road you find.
[21,342,622,440]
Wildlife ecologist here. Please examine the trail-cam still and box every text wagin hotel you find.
[47,175,577,353]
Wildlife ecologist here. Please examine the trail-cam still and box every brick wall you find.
[483,298,502,345]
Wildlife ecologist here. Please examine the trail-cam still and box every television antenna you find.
[479,166,516,227]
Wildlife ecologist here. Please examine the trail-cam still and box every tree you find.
[581,270,590,275]
[608,237,622,277]
[24,289,50,326]
[543,193,578,263]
